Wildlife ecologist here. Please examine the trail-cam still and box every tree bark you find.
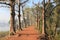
[18,1,22,30]
[10,0,15,34]
[42,8,45,34]
[22,6,27,27]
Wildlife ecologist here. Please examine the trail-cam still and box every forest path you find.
[6,25,40,40]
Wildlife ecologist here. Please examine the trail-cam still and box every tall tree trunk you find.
[18,1,22,30]
[37,11,40,29]
[37,11,38,28]
[42,0,47,35]
[42,8,45,34]
[22,6,27,27]
[10,0,15,35]
[17,0,28,30]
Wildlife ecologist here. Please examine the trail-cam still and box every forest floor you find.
[6,25,41,40]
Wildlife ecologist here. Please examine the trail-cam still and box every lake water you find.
[0,26,9,31]
[0,22,10,31]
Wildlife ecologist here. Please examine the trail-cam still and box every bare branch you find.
[22,4,25,8]
[0,2,10,6]
[0,5,10,8]
[20,0,29,5]
[32,2,38,6]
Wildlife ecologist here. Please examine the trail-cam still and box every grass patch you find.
[0,31,9,38]
[0,31,9,40]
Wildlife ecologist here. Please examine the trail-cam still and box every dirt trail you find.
[6,26,40,40]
